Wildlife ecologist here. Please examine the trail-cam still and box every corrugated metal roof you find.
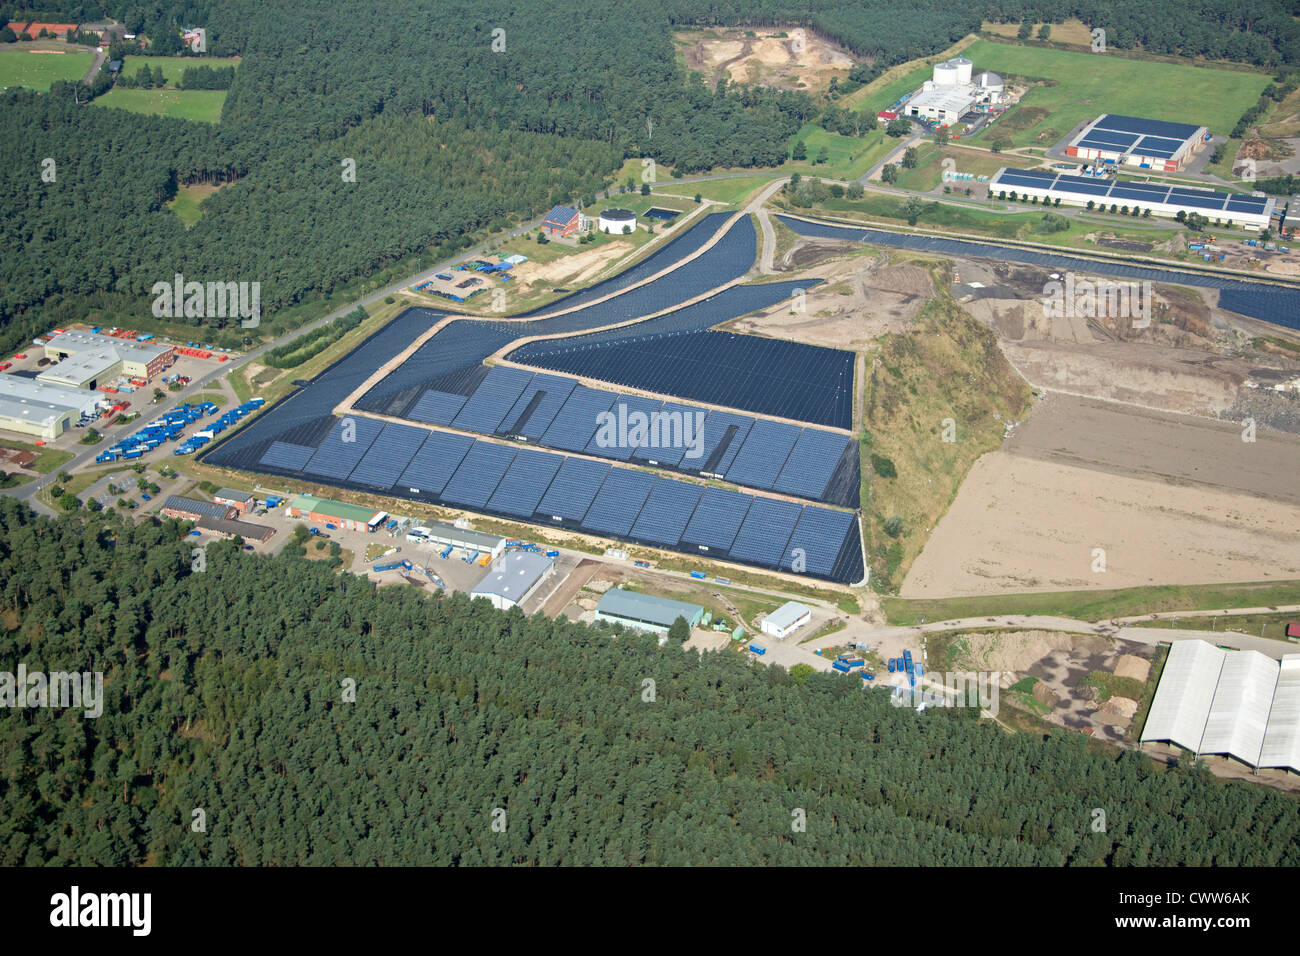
[1140,640,1225,752]
[291,493,380,523]
[1199,650,1278,763]
[196,515,274,541]
[214,487,254,503]
[1259,655,1300,772]
[764,601,810,630]
[471,552,553,602]
[596,588,703,629]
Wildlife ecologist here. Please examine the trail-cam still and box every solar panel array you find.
[254,416,863,582]
[990,167,1270,216]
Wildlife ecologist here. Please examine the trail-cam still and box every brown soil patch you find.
[1113,654,1150,682]
[680,28,854,92]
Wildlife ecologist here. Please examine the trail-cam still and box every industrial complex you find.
[900,56,1005,124]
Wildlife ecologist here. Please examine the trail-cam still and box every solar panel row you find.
[993,169,1246,212]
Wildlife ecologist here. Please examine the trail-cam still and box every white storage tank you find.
[599,208,637,234]
[933,60,960,86]
[950,56,973,85]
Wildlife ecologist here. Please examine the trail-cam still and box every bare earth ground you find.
[510,241,633,295]
[903,394,1300,596]
[679,28,853,92]
[726,248,935,348]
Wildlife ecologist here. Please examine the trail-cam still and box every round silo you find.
[951,57,973,85]
[933,61,959,86]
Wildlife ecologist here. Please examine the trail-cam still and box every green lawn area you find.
[92,87,227,123]
[965,39,1270,148]
[0,48,94,90]
[893,145,1009,192]
[657,176,771,205]
[883,580,1300,626]
[780,124,896,180]
[120,55,240,85]
[843,63,934,115]
[167,183,222,227]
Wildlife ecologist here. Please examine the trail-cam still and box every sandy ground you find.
[511,241,633,294]
[726,251,933,349]
[902,451,1300,595]
[682,29,853,92]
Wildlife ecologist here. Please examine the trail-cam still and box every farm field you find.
[964,38,1270,147]
[92,88,228,123]
[0,48,94,90]
[120,55,241,84]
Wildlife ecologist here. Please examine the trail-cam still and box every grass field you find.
[92,87,227,123]
[0,48,94,90]
[780,124,896,180]
[658,176,770,205]
[893,145,1009,192]
[965,39,1270,147]
[0,437,74,482]
[167,183,222,227]
[120,55,240,85]
[883,580,1300,626]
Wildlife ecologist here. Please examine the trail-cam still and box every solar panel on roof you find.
[1109,186,1166,203]
[1077,130,1139,149]
[781,507,856,576]
[397,430,475,493]
[347,423,430,488]
[303,416,383,479]
[1226,196,1268,211]
[540,385,617,452]
[629,479,703,546]
[1094,114,1200,139]
[1056,174,1105,186]
[996,170,1054,187]
[728,497,801,565]
[771,429,852,500]
[585,393,662,460]
[582,469,657,537]
[440,441,517,507]
[1051,179,1111,197]
[724,419,801,489]
[260,441,316,471]
[1112,181,1169,196]
[450,366,534,434]
[681,487,752,551]
[1175,193,1228,211]
[536,456,610,520]
[486,448,563,517]
[408,389,469,425]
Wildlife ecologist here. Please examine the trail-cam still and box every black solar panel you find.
[451,366,534,434]
[540,385,617,452]
[781,507,857,577]
[260,441,315,471]
[1109,186,1166,204]
[728,497,801,565]
[486,447,563,517]
[1112,181,1169,196]
[680,487,752,552]
[499,373,577,438]
[629,479,703,546]
[630,401,701,468]
[771,429,852,499]
[1226,196,1268,211]
[1052,179,1111,197]
[347,423,430,488]
[536,456,610,521]
[585,393,662,460]
[724,419,801,489]
[582,469,657,537]
[396,430,475,493]
[303,417,383,479]
[1094,114,1200,140]
[408,389,468,425]
[1077,130,1139,149]
[440,441,517,508]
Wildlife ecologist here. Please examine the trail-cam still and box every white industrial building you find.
[990,167,1277,229]
[471,551,555,611]
[0,374,101,439]
[761,601,811,639]
[411,520,507,559]
[1140,639,1300,773]
[904,57,1002,125]
[41,331,174,389]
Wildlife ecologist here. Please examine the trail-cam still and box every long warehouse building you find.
[1065,114,1210,172]
[1140,639,1300,773]
[990,167,1276,229]
[0,373,101,439]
